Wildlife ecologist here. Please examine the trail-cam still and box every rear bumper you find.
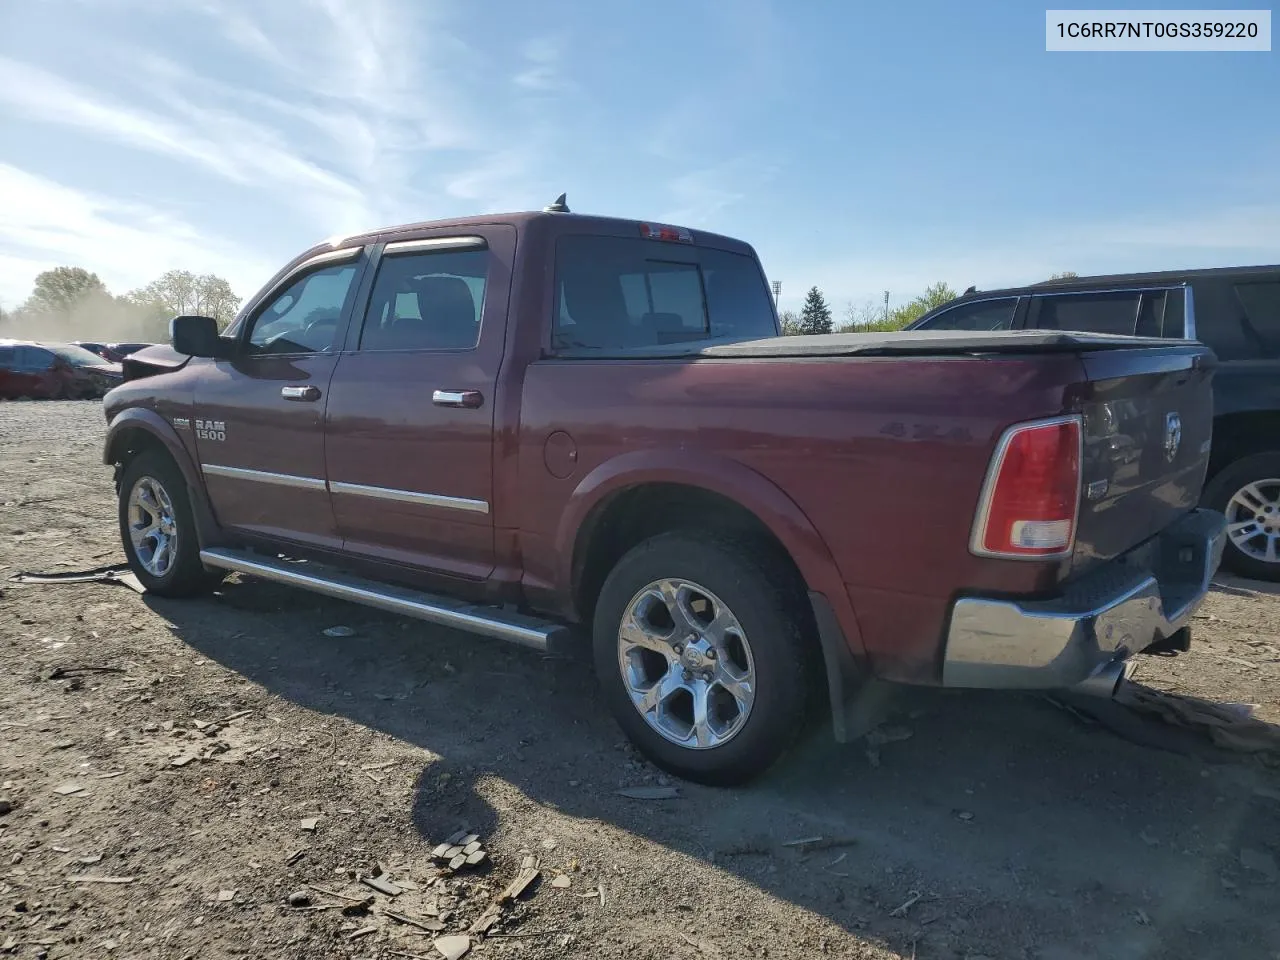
[942,508,1226,689]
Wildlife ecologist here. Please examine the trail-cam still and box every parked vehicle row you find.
[72,341,158,364]
[100,203,1225,784]
[909,264,1280,581]
[0,339,123,400]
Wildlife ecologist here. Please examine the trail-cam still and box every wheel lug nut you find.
[673,644,684,655]
[706,648,717,659]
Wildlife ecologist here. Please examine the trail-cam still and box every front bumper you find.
[942,508,1226,689]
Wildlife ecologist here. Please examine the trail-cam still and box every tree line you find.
[779,281,961,336]
[778,271,1079,335]
[0,265,243,344]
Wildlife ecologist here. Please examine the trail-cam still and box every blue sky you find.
[0,1,1276,318]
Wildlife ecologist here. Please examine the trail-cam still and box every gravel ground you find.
[1,400,1279,960]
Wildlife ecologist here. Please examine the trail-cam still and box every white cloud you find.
[0,163,272,306]
[0,56,371,232]
[514,36,569,92]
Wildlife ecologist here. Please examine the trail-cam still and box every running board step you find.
[199,547,571,653]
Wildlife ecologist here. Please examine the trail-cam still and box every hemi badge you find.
[1086,479,1109,501]
[173,417,191,430]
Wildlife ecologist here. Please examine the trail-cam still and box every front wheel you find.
[1204,451,1280,583]
[592,533,819,785]
[117,451,219,597]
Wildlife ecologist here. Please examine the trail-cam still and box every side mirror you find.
[170,315,231,358]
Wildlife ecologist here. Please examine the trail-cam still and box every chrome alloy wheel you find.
[127,475,179,577]
[1226,478,1280,565]
[616,578,756,750]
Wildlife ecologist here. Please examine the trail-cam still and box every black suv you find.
[909,264,1280,581]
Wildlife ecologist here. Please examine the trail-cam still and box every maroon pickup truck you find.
[101,203,1227,784]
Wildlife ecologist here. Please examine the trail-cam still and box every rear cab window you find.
[552,236,777,350]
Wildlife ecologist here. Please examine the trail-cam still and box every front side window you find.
[359,248,488,351]
[1029,291,1141,336]
[916,298,1018,331]
[553,236,777,350]
[245,263,358,355]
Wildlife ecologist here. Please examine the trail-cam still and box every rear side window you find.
[1234,280,1280,356]
[0,347,13,366]
[553,236,777,350]
[360,248,488,351]
[916,298,1017,331]
[1135,290,1166,337]
[1029,291,1141,335]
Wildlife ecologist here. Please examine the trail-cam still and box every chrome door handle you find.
[432,389,483,409]
[282,385,321,401]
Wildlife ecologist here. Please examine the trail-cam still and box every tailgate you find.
[1071,343,1215,573]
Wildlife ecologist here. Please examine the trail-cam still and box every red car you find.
[1,340,124,399]
[101,204,1226,784]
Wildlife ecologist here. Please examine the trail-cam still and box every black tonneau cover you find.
[554,329,1207,360]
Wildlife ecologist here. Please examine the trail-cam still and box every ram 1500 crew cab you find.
[102,204,1226,784]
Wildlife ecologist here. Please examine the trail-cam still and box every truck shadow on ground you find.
[154,577,1280,959]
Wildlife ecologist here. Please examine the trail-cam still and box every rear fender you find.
[555,448,866,660]
[103,408,225,548]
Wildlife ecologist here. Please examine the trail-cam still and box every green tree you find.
[797,286,833,336]
[21,266,107,316]
[126,270,242,335]
[1046,271,1079,281]
[885,281,960,329]
[779,309,802,336]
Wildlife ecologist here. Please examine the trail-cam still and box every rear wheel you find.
[118,450,219,597]
[592,532,818,785]
[1204,451,1280,582]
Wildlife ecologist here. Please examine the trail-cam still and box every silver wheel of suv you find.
[617,578,756,750]
[127,475,179,578]
[1225,478,1280,565]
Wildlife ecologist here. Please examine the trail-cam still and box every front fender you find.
[103,408,224,547]
[553,448,865,659]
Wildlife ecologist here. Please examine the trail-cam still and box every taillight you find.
[971,415,1082,559]
[639,222,693,243]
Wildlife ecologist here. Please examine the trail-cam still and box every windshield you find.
[44,343,113,366]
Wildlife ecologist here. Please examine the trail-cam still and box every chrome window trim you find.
[969,414,1084,561]
[383,236,487,255]
[202,464,327,491]
[330,480,490,515]
[1183,285,1197,340]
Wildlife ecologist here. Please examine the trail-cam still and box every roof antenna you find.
[963,285,976,295]
[543,192,570,213]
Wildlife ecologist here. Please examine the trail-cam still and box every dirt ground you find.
[2,400,1279,960]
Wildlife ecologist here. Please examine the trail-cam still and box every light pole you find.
[883,290,890,323]
[771,280,782,307]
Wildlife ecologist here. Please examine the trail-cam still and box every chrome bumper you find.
[942,509,1226,689]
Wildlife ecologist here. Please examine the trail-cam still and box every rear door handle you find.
[282,385,322,402]
[432,389,484,409]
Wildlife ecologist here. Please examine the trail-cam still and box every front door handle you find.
[282,385,322,402]
[432,389,483,409]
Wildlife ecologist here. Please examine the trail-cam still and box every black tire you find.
[118,450,219,597]
[592,532,819,785]
[1203,451,1280,582]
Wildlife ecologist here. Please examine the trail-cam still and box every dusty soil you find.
[1,400,1279,960]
